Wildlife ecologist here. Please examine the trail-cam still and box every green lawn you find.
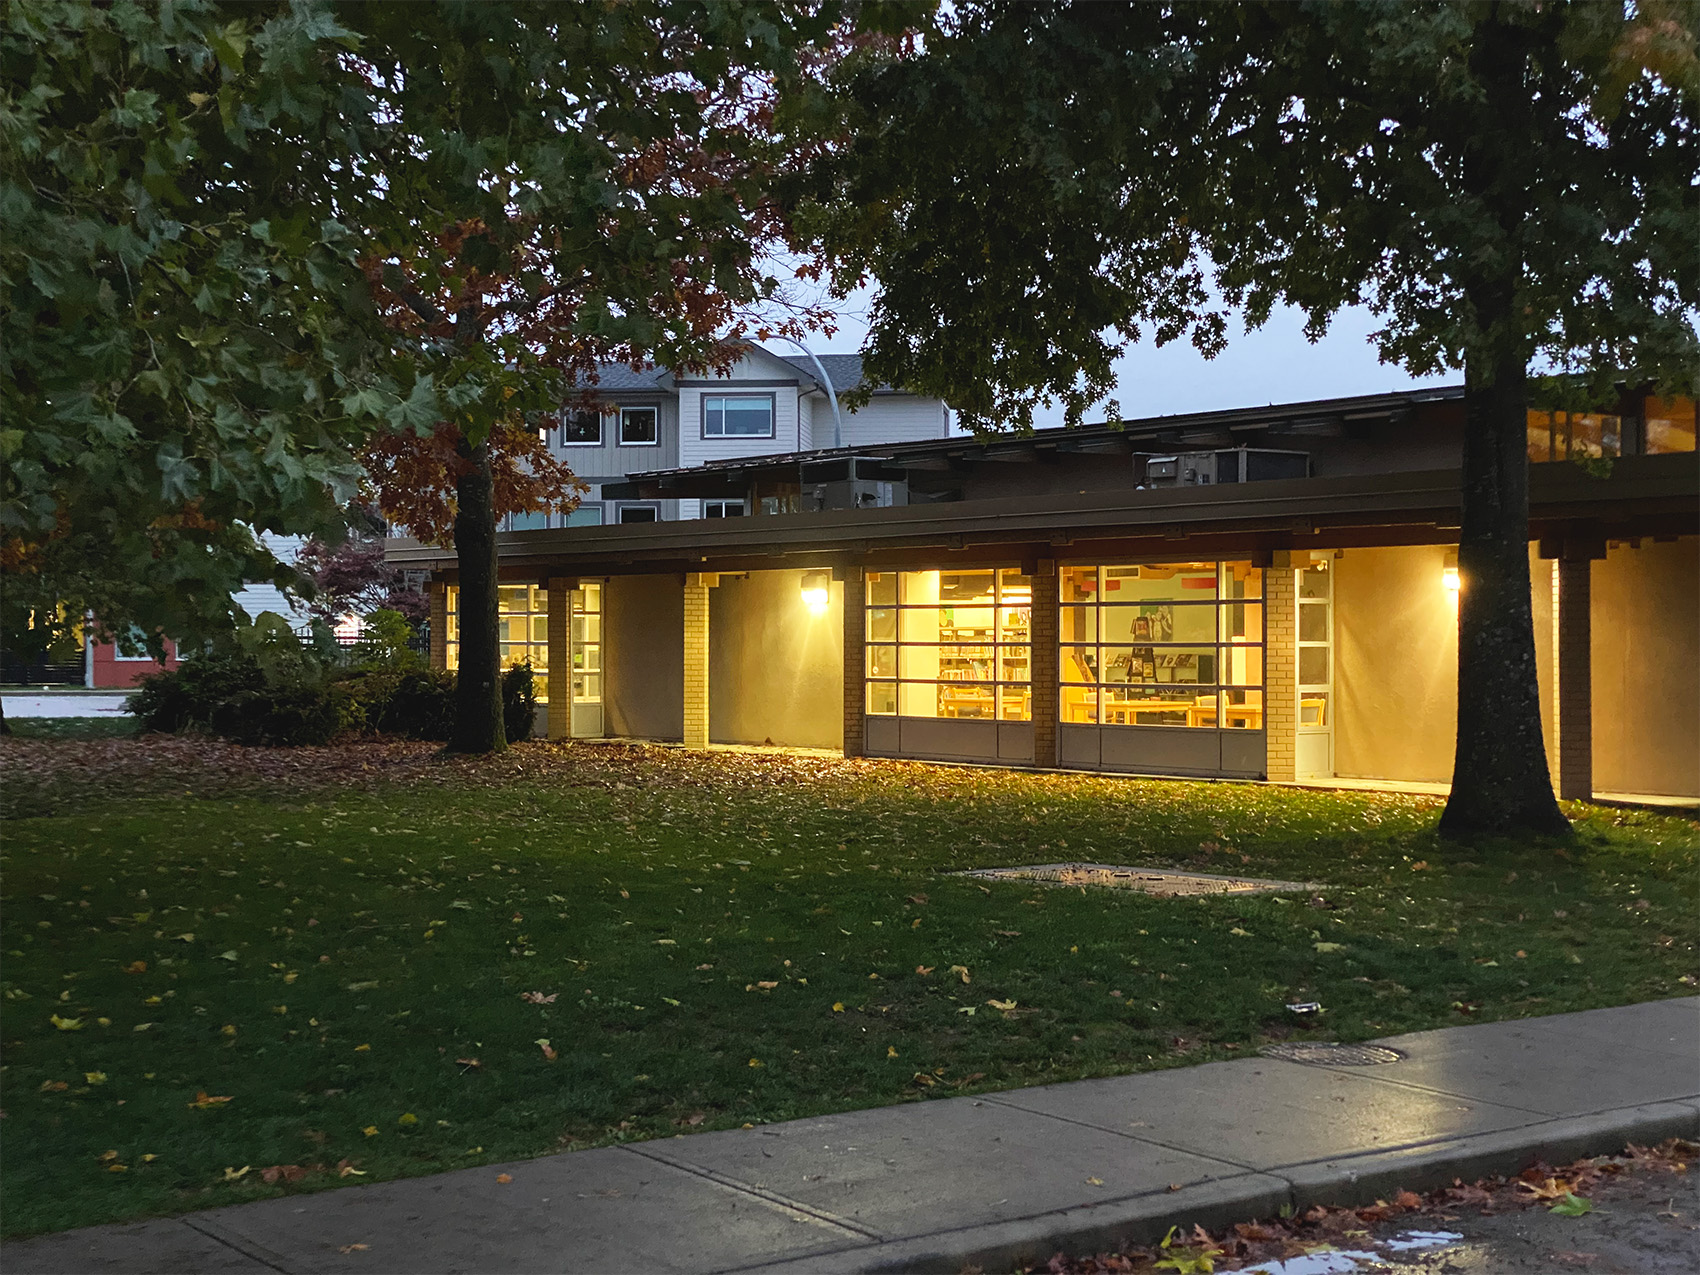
[2,738,1695,1238]
[3,716,138,741]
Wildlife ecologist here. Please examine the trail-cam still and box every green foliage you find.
[502,662,538,744]
[128,610,514,745]
[0,0,399,656]
[807,2,1699,424]
[0,749,1693,1234]
[350,609,421,672]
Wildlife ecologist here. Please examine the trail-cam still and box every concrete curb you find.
[733,1100,1700,1275]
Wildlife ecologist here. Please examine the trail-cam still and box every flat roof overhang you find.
[387,455,1698,583]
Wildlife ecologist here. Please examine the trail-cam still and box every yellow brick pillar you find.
[547,577,573,740]
[840,567,865,758]
[428,582,449,672]
[683,573,713,749]
[1030,560,1059,769]
[1264,553,1299,782]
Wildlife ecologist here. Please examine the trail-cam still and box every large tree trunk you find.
[1437,349,1567,837]
[447,435,506,755]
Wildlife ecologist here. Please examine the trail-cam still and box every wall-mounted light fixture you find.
[801,570,830,615]
[1443,548,1461,594]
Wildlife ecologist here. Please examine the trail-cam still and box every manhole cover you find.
[956,862,1309,897]
[1261,1042,1406,1067]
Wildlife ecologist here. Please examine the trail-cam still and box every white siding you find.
[827,394,949,447]
[235,534,308,626]
[677,349,806,469]
[798,394,816,451]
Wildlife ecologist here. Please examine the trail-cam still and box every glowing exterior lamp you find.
[1443,549,1461,595]
[800,570,831,615]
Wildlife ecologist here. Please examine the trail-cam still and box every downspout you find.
[768,336,844,451]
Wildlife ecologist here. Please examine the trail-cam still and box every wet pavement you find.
[1243,1168,1700,1274]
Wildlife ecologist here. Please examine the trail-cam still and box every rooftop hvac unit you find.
[1140,447,1310,487]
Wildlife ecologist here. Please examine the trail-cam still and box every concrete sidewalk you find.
[8,999,1696,1275]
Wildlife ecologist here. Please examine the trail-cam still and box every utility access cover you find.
[1261,1042,1406,1067]
[955,862,1308,897]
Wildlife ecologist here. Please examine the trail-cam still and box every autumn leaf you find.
[832,1002,844,1012]
[134,1021,156,1032]
[915,965,934,975]
[259,1164,309,1185]
[189,1092,233,1109]
[1086,1176,1104,1186]
[336,1159,366,1177]
[222,1165,251,1181]
[748,1057,763,1068]
[1313,942,1345,953]
[455,1057,482,1071]
[217,950,239,962]
[362,1126,379,1137]
[496,1173,513,1184]
[886,1045,898,1058]
[339,1244,370,1254]
[50,1014,84,1031]
[536,1038,558,1060]
[519,991,558,1004]
[1550,1193,1594,1216]
[85,1071,108,1085]
[398,1113,418,1126]
[949,964,971,984]
[122,960,147,974]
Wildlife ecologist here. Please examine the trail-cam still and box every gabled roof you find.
[587,348,895,397]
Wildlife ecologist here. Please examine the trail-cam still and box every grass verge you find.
[2,738,1695,1237]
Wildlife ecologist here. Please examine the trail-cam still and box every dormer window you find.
[619,406,659,445]
[703,394,774,438]
[561,410,602,446]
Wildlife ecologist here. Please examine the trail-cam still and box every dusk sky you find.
[766,290,1453,431]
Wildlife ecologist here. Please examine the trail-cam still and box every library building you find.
[392,386,1699,803]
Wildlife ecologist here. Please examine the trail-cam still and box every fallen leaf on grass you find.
[336,1160,366,1177]
[986,998,1017,1011]
[536,1038,557,1061]
[398,1113,418,1126]
[948,965,971,984]
[50,1015,83,1031]
[519,991,558,1004]
[1313,942,1345,953]
[915,965,934,975]
[189,1092,233,1109]
[39,1080,67,1092]
[133,1022,156,1032]
[362,1126,378,1137]
[84,1071,108,1085]
[122,961,147,974]
[259,1165,309,1185]
[831,1002,844,1012]
[455,1057,482,1071]
[886,1046,898,1058]
[223,1166,251,1181]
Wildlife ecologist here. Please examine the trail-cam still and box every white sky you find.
[762,285,1452,430]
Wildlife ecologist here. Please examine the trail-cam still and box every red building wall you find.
[89,641,179,688]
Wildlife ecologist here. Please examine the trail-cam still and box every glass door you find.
[1296,561,1333,778]
[570,583,603,737]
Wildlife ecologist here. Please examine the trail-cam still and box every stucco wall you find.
[708,570,844,749]
[1334,544,1560,786]
[1334,545,1460,783]
[604,575,684,741]
[1592,537,1700,798]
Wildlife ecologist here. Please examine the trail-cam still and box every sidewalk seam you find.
[619,1143,885,1241]
[976,1093,1267,1174]
[179,1219,293,1274]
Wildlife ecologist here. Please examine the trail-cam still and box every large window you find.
[703,394,775,438]
[704,499,746,518]
[619,406,658,446]
[1527,396,1697,460]
[561,410,602,446]
[616,503,659,524]
[446,585,550,702]
[572,583,602,706]
[1060,561,1263,729]
[865,568,1031,721]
